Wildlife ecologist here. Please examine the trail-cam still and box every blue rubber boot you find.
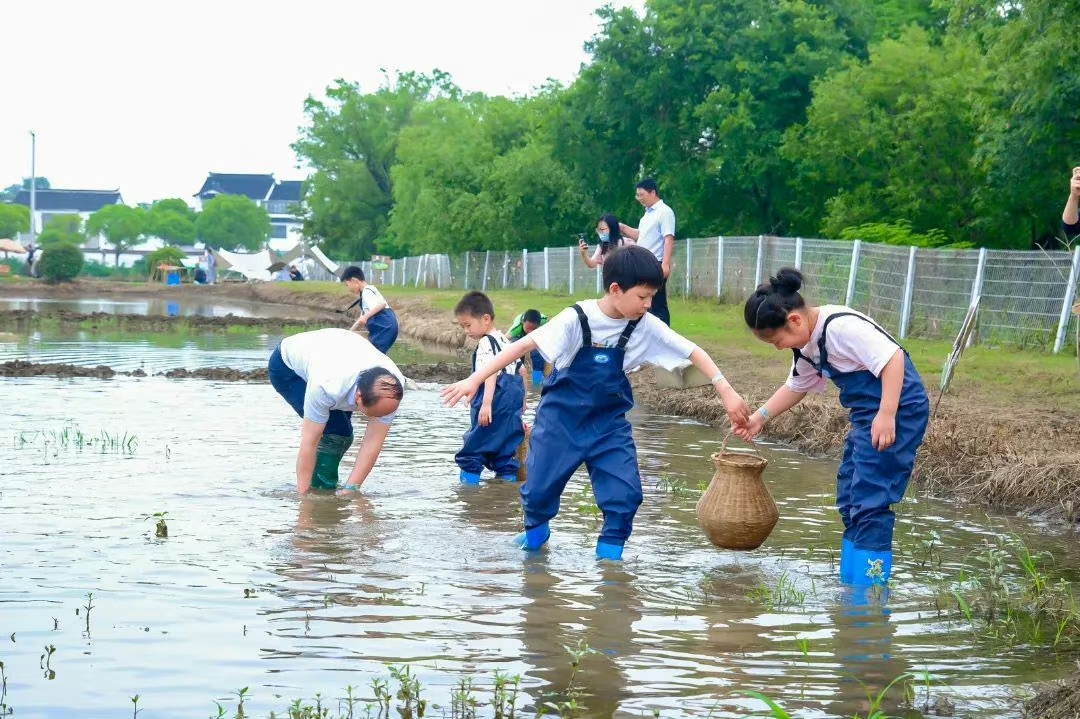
[839,538,855,584]
[532,370,544,387]
[847,547,892,587]
[596,541,624,561]
[496,475,518,483]
[459,470,482,485]
[514,523,550,551]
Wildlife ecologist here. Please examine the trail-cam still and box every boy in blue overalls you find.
[342,266,400,354]
[735,267,930,587]
[442,246,751,560]
[453,291,527,484]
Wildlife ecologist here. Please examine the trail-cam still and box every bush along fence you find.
[350,236,1080,353]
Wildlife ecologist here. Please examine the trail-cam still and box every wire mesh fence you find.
[338,236,1080,353]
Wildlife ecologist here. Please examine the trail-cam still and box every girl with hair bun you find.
[736,267,930,589]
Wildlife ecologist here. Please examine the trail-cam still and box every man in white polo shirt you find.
[268,328,405,493]
[619,177,675,325]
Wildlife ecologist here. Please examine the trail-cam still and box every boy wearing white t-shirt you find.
[453,291,527,484]
[442,246,750,560]
[342,266,400,354]
[268,328,405,493]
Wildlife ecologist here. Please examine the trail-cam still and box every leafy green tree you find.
[87,204,146,265]
[0,203,30,239]
[37,214,85,248]
[196,194,270,252]
[146,199,197,246]
[784,27,991,244]
[293,71,460,258]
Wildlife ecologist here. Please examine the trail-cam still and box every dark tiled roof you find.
[194,173,275,200]
[13,189,122,212]
[269,180,303,202]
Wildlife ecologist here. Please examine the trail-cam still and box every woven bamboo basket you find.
[515,423,532,483]
[695,450,778,550]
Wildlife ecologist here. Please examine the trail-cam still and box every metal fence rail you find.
[342,236,1080,353]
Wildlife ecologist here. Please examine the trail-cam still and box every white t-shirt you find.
[590,237,635,264]
[475,331,517,375]
[530,300,697,372]
[786,306,903,394]
[636,199,676,261]
[279,328,405,425]
[360,285,390,314]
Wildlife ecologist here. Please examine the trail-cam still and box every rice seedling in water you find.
[144,511,169,538]
[39,645,55,680]
[13,424,138,455]
[0,659,10,716]
[748,572,807,611]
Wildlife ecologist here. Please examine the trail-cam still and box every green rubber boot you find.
[312,434,354,490]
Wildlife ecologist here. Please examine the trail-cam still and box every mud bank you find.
[0,359,469,384]
[0,308,332,332]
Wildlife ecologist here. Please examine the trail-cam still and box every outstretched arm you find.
[442,337,537,407]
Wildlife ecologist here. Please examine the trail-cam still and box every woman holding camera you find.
[579,214,633,268]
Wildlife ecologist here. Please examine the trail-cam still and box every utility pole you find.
[29,131,37,243]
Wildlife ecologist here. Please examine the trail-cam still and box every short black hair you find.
[454,291,495,319]
[636,178,659,195]
[602,245,664,292]
[522,309,542,325]
[355,367,404,407]
[341,266,365,282]
[744,267,807,331]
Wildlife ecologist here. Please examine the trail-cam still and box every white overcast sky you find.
[1,0,644,205]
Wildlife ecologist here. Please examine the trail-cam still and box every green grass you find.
[378,286,1080,409]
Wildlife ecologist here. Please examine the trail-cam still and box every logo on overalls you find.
[593,353,610,364]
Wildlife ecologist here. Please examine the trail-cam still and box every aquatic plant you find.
[144,511,169,538]
[748,572,807,611]
[13,424,138,455]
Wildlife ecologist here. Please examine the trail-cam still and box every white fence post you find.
[716,236,724,298]
[502,251,509,288]
[1053,246,1080,354]
[596,265,601,294]
[436,255,442,289]
[685,239,692,296]
[482,250,490,292]
[414,255,424,287]
[754,235,765,288]
[390,259,395,286]
[899,246,917,340]
[970,247,988,306]
[845,240,862,306]
[522,250,528,289]
[544,247,550,291]
[794,237,804,270]
[568,247,575,295]
[464,253,470,288]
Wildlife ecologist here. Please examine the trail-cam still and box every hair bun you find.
[770,267,803,294]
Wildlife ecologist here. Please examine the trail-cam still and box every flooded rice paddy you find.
[1,313,1078,718]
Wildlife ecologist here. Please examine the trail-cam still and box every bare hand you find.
[442,377,481,407]
[354,316,368,327]
[718,386,751,426]
[661,260,671,279]
[1070,168,1080,198]
[871,411,896,451]
[579,239,589,252]
[732,412,765,442]
[479,404,493,427]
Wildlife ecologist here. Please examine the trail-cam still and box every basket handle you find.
[721,430,732,454]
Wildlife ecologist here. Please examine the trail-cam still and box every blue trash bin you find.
[165,271,180,286]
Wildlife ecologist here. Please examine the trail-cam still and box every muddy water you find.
[0,296,329,318]
[0,328,451,373]
[2,376,1077,719]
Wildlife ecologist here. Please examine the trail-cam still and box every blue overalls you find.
[792,312,929,586]
[455,335,526,484]
[529,348,546,388]
[516,305,643,561]
[363,288,399,355]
